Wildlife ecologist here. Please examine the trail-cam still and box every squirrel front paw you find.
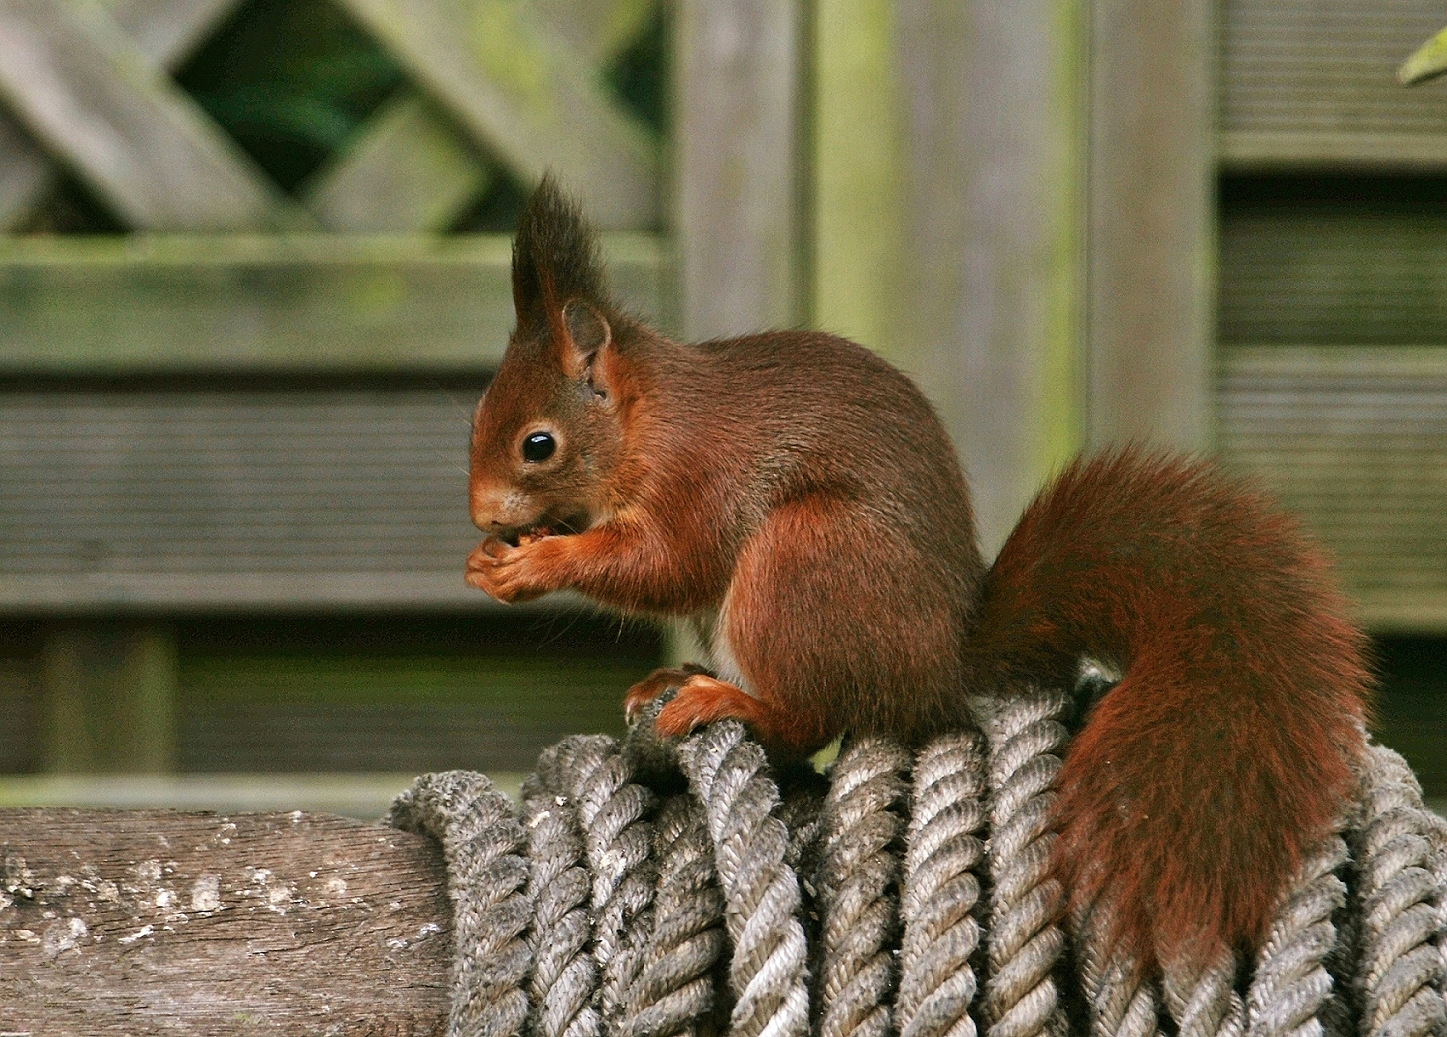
[464,536,556,603]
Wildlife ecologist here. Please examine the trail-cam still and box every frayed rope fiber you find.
[389,689,1447,1037]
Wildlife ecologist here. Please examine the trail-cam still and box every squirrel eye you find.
[522,431,556,463]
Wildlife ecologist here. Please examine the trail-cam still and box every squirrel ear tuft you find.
[511,174,610,343]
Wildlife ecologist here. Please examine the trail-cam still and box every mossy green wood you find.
[816,0,1085,553]
[0,233,666,373]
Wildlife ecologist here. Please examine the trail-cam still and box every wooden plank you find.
[1219,210,1447,346]
[0,809,451,1035]
[1220,0,1447,167]
[0,0,309,231]
[336,0,659,229]
[674,0,803,338]
[0,0,246,230]
[0,233,666,373]
[1085,0,1213,450]
[41,624,178,773]
[891,0,1086,553]
[810,0,907,361]
[544,0,658,67]
[302,91,490,232]
[1217,345,1447,633]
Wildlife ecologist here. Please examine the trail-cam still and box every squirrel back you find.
[968,450,1371,971]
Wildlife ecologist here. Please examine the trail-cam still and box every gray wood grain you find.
[1221,0,1447,166]
[0,0,244,230]
[892,0,1085,553]
[1086,0,1213,450]
[1218,346,1447,633]
[0,808,450,1035]
[673,0,802,338]
[0,0,309,231]
[302,91,490,233]
[337,0,660,230]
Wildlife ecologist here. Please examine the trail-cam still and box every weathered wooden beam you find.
[0,232,666,374]
[0,808,451,1035]
[1085,0,1213,450]
[892,0,1087,553]
[1220,0,1447,168]
[0,0,245,230]
[336,0,660,229]
[674,0,804,338]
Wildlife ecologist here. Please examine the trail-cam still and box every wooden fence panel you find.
[1222,0,1447,166]
[0,809,450,1036]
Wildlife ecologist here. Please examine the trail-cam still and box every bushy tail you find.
[967,449,1370,972]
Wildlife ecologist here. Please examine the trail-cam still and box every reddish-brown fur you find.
[968,452,1369,971]
[467,178,1371,974]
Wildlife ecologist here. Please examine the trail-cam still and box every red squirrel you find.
[466,177,1371,974]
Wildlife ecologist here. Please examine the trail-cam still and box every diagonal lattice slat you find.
[0,0,311,231]
[0,0,244,230]
[301,90,490,232]
[337,0,660,229]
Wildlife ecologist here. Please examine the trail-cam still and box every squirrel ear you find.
[560,298,612,381]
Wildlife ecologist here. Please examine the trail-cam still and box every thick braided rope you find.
[394,718,1447,1037]
[523,742,602,1037]
[1162,949,1245,1037]
[555,736,658,1030]
[1353,744,1447,1037]
[677,719,812,1037]
[1246,833,1350,1037]
[1074,903,1163,1037]
[390,770,533,1037]
[897,732,989,1037]
[618,793,728,1037]
[979,689,1071,1037]
[811,736,911,1037]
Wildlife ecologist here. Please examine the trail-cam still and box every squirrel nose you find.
[470,488,530,531]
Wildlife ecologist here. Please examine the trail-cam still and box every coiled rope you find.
[391,689,1447,1037]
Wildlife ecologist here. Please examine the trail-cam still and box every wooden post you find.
[892,0,1087,554]
[1085,0,1215,451]
[0,809,450,1034]
[674,0,805,339]
[42,624,178,774]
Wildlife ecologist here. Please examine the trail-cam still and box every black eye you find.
[522,431,556,463]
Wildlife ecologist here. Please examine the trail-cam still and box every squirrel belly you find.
[966,449,1371,972]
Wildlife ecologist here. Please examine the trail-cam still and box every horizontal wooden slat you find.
[1221,0,1447,165]
[1220,211,1447,346]
[0,389,611,610]
[1218,345,1447,632]
[0,233,667,372]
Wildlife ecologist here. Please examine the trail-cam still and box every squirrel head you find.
[469,176,624,540]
